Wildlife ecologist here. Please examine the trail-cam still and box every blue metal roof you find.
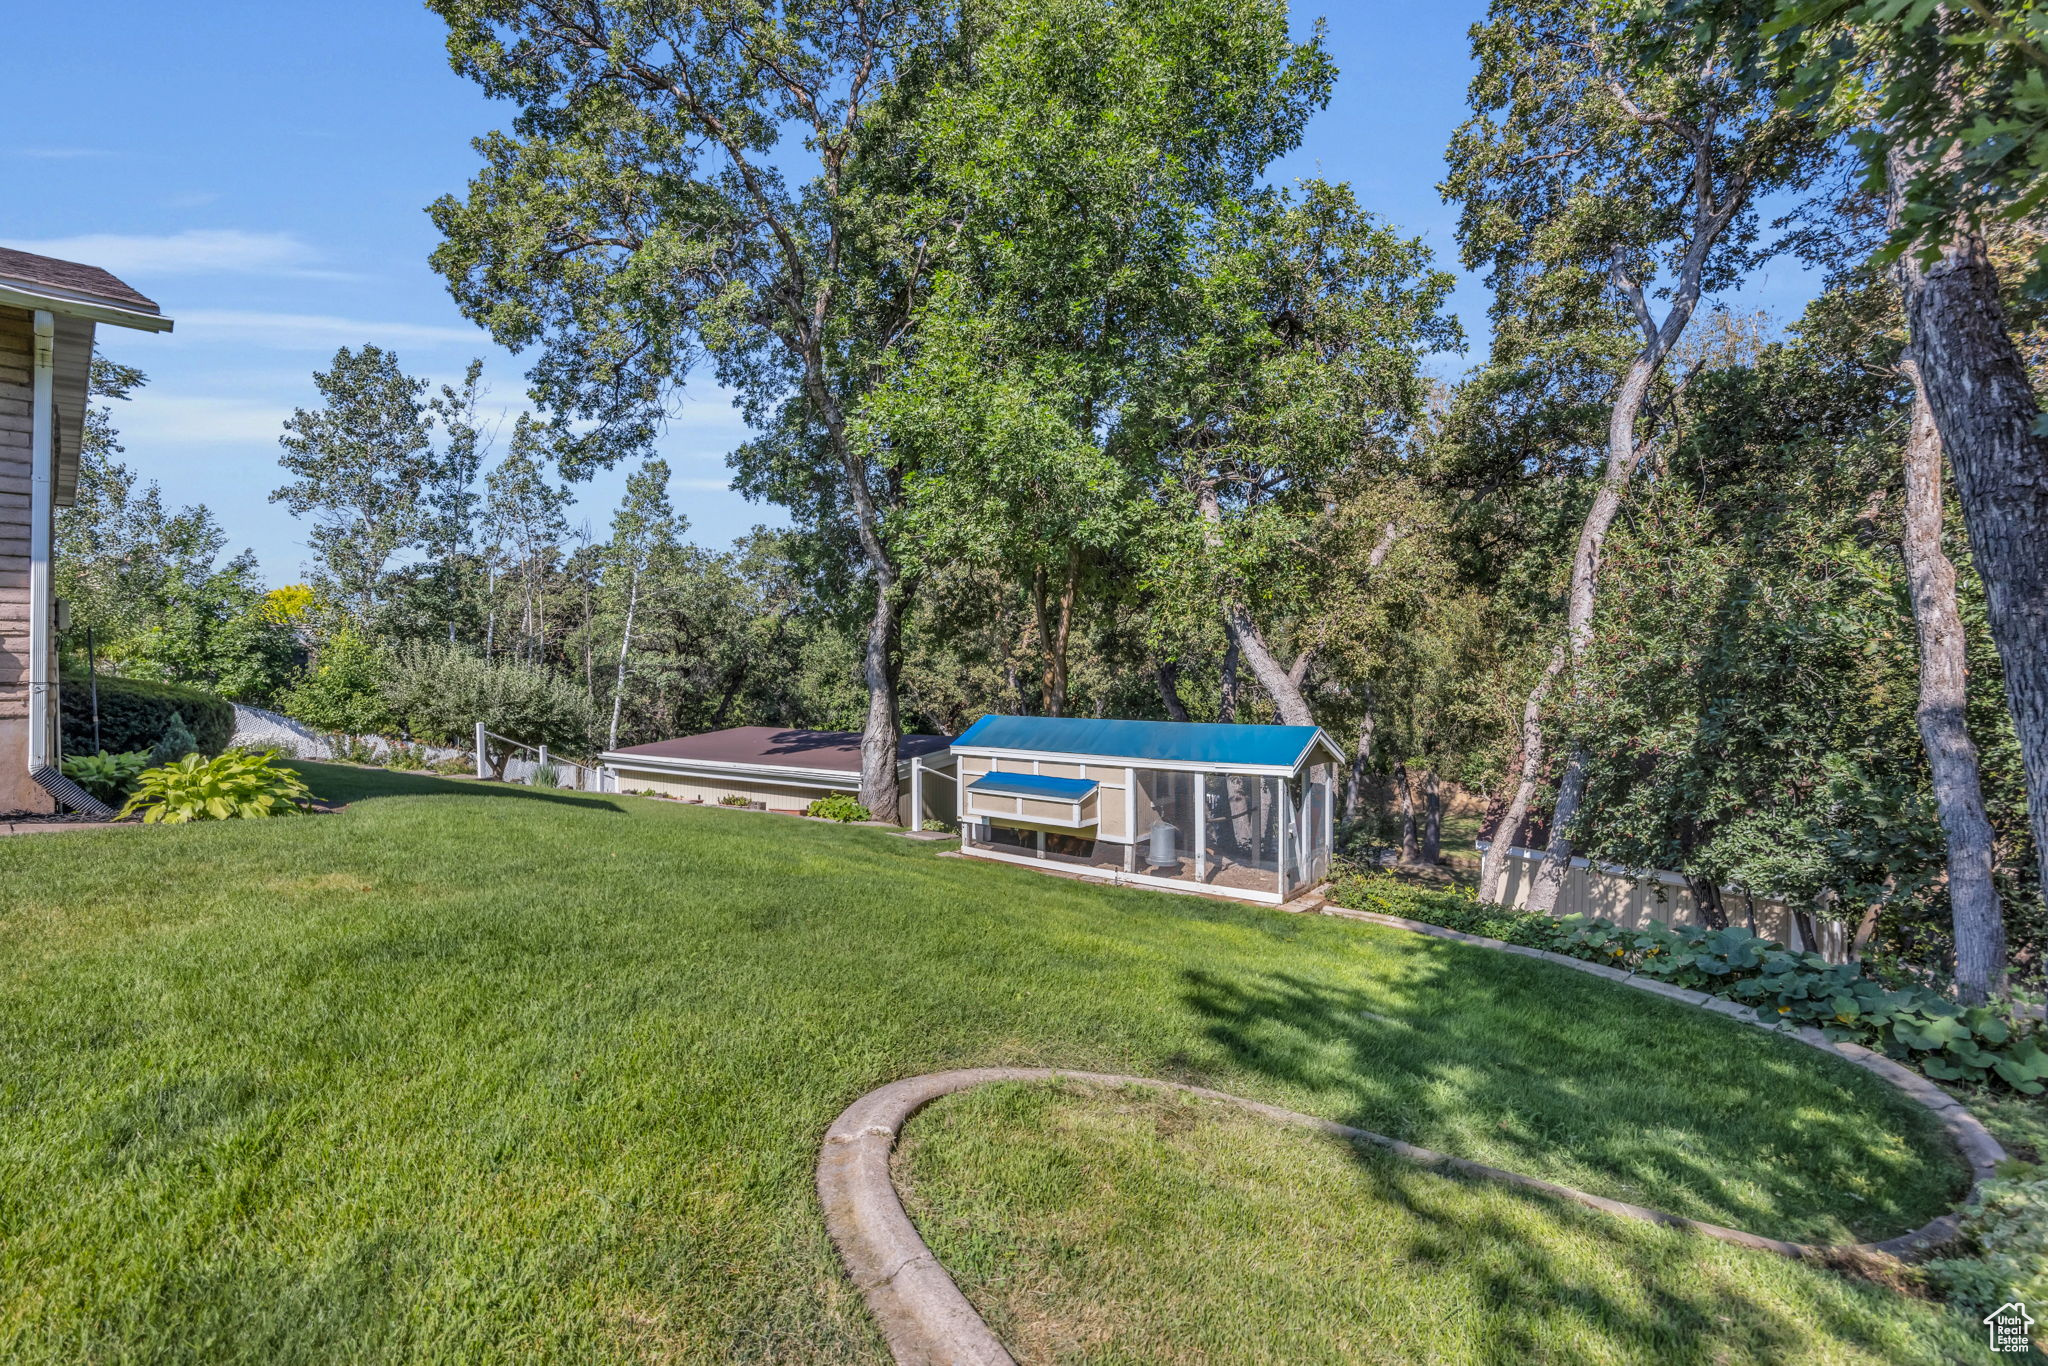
[952,715,1327,770]
[966,771,1100,800]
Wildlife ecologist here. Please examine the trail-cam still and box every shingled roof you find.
[0,247,160,315]
[608,726,951,771]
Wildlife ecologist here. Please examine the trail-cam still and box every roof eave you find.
[0,280,172,333]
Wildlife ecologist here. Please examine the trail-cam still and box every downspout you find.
[26,310,111,818]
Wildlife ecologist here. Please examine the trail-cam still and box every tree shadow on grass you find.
[1178,946,1964,1247]
[1326,1150,1954,1365]
[285,762,628,814]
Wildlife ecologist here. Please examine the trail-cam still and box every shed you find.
[602,726,956,825]
[0,248,173,815]
[950,714,1343,903]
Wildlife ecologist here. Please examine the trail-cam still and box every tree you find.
[858,0,1338,718]
[427,0,964,823]
[602,459,687,748]
[58,360,299,704]
[273,346,472,621]
[1154,184,1457,729]
[383,642,597,775]
[1666,0,2048,994]
[483,415,573,665]
[1901,359,2007,1000]
[1443,0,1828,910]
[281,626,396,738]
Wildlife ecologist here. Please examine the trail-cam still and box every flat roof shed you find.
[949,715,1342,904]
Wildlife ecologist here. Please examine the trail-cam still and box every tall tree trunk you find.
[1524,144,1750,912]
[1030,547,1081,716]
[1154,659,1191,722]
[1892,157,2048,960]
[1899,362,2008,1001]
[1480,644,1566,904]
[1421,769,1442,865]
[1345,689,1376,823]
[1217,637,1241,723]
[1197,486,1316,727]
[1223,603,1316,727]
[1395,762,1419,864]
[606,559,641,753]
[1686,874,1730,931]
[857,575,904,825]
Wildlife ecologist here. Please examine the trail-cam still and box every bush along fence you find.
[61,674,234,758]
[1325,871,2048,1096]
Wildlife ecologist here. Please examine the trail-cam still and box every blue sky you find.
[5,2,1818,586]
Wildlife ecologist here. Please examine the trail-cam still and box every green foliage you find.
[528,760,561,789]
[60,673,234,759]
[1325,871,2048,1093]
[432,756,475,777]
[56,360,302,708]
[58,751,152,805]
[381,643,595,763]
[272,345,480,621]
[282,629,397,737]
[717,794,752,808]
[1924,1169,2048,1318]
[119,750,313,824]
[921,818,952,833]
[328,735,386,767]
[385,744,428,772]
[147,712,199,767]
[1663,0,2048,295]
[805,793,872,823]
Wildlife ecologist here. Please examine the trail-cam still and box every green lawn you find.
[898,1081,1984,1364]
[0,764,1975,1361]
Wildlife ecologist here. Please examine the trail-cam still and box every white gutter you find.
[0,282,172,334]
[26,310,54,777]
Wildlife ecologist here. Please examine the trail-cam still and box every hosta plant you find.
[119,750,313,824]
[805,793,871,823]
[1323,871,2048,1094]
[60,750,152,805]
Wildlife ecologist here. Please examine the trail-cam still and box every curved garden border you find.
[819,910,2008,1366]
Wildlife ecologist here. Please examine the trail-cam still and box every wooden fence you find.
[1479,840,1849,960]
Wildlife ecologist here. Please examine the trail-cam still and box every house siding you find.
[0,307,50,812]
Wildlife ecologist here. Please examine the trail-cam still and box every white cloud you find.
[0,229,348,280]
[177,310,485,350]
[119,394,294,446]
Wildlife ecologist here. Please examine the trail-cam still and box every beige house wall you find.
[613,764,954,826]
[0,308,49,813]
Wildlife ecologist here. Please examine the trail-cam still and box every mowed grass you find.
[0,764,1968,1361]
[897,1082,1983,1364]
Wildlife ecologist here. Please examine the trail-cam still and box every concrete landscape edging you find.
[820,912,2009,1366]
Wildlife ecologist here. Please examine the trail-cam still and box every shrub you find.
[1324,869,2048,1094]
[60,750,152,805]
[330,735,384,766]
[60,673,234,758]
[148,711,199,767]
[718,793,752,807]
[921,818,952,833]
[432,756,474,776]
[806,793,871,823]
[386,744,427,772]
[280,628,395,737]
[381,643,595,774]
[119,750,313,824]
[1924,1170,2048,1317]
[529,760,561,788]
